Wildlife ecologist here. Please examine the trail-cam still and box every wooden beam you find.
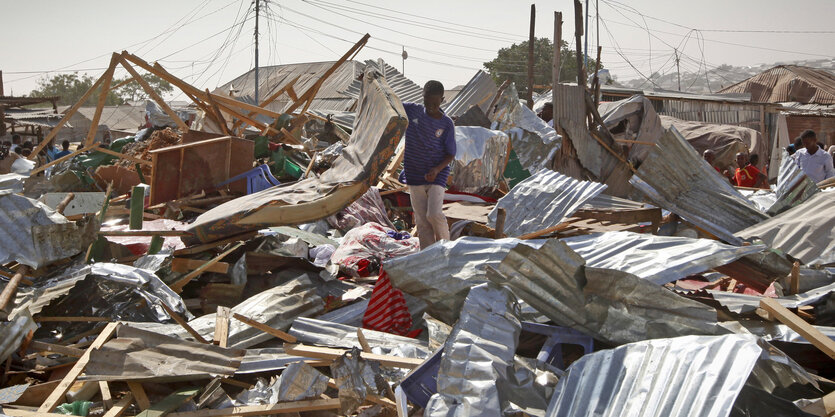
[118,56,189,132]
[0,265,29,312]
[790,261,800,295]
[102,393,133,417]
[759,298,835,360]
[30,142,101,176]
[173,232,257,256]
[99,381,113,410]
[93,147,153,166]
[98,230,189,237]
[167,398,341,417]
[232,313,297,343]
[204,89,231,136]
[356,328,372,353]
[128,381,151,411]
[38,322,119,412]
[214,306,231,348]
[171,258,230,274]
[158,301,209,344]
[34,316,111,323]
[284,344,424,369]
[29,340,85,358]
[170,242,243,293]
[85,54,118,146]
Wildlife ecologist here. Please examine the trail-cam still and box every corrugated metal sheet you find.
[580,193,650,211]
[289,317,430,358]
[486,170,607,237]
[8,265,92,319]
[4,108,67,128]
[426,283,523,417]
[0,313,36,363]
[765,150,818,215]
[544,335,764,417]
[737,191,835,265]
[449,126,509,195]
[0,191,97,269]
[599,95,664,162]
[704,279,835,314]
[443,70,497,118]
[561,231,767,286]
[720,320,835,344]
[719,65,835,105]
[629,127,769,244]
[344,59,423,105]
[487,239,718,345]
[384,237,544,324]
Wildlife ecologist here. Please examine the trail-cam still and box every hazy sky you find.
[3,0,834,99]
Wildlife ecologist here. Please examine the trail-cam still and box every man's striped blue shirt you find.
[400,102,456,187]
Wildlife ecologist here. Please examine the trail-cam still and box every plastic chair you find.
[521,321,594,369]
[399,348,443,409]
[216,164,280,194]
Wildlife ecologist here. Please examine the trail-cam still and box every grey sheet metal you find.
[487,239,718,345]
[0,312,36,363]
[706,280,835,314]
[629,127,769,244]
[289,317,430,358]
[544,334,765,417]
[443,70,498,118]
[187,67,408,242]
[426,283,522,417]
[598,95,665,162]
[131,274,324,348]
[344,59,423,105]
[486,170,607,237]
[450,126,509,194]
[489,82,561,173]
[737,191,835,265]
[384,237,545,324]
[766,150,818,215]
[561,231,767,285]
[331,347,389,415]
[236,348,317,374]
[0,190,97,269]
[83,325,245,382]
[274,362,329,402]
[719,320,835,344]
[7,264,90,319]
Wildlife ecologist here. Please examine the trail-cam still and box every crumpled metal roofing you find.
[0,312,36,364]
[426,283,522,417]
[344,59,423,105]
[544,335,766,417]
[289,317,430,358]
[561,231,767,286]
[765,150,818,215]
[704,279,835,314]
[443,70,498,118]
[489,82,561,173]
[598,95,664,162]
[384,237,545,324]
[449,126,509,195]
[720,320,835,344]
[736,191,835,265]
[274,362,329,402]
[0,190,98,269]
[487,239,718,345]
[719,65,835,104]
[487,170,607,237]
[629,127,769,244]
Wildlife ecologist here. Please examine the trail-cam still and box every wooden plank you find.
[167,398,341,417]
[102,393,133,417]
[171,258,230,274]
[98,230,189,237]
[356,328,372,353]
[158,301,209,344]
[31,142,101,175]
[173,232,257,256]
[85,55,118,146]
[38,322,119,412]
[99,381,113,410]
[518,217,584,239]
[0,265,29,312]
[214,306,231,348]
[34,316,112,323]
[801,389,835,416]
[136,387,201,417]
[232,313,297,343]
[128,381,151,411]
[118,56,189,132]
[93,147,153,166]
[759,298,835,360]
[170,242,243,293]
[790,261,800,295]
[29,340,85,358]
[284,344,424,369]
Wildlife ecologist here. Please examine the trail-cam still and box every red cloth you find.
[734,164,760,187]
[362,270,412,336]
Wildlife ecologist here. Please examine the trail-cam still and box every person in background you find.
[793,129,835,183]
[401,80,457,250]
[538,102,554,127]
[733,152,767,188]
[11,134,21,146]
[702,149,721,173]
[102,131,112,148]
[786,144,796,155]
[55,140,72,159]
[44,139,59,161]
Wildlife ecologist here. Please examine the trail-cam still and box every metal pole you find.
[526,4,536,109]
[254,0,260,104]
[584,0,589,69]
[675,48,681,91]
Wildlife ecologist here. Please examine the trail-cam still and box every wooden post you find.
[592,45,602,108]
[790,261,800,295]
[553,12,562,108]
[85,54,118,146]
[494,208,506,239]
[526,4,536,109]
[55,193,75,215]
[214,306,231,348]
[574,0,585,87]
[0,266,29,313]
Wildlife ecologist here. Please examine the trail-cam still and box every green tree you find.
[29,72,174,106]
[483,38,602,95]
[112,74,174,103]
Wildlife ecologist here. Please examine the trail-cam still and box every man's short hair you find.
[800,129,816,140]
[423,80,445,96]
[749,153,759,165]
[13,146,21,154]
[543,102,554,109]
[62,140,70,150]
[11,134,20,142]
[22,141,32,149]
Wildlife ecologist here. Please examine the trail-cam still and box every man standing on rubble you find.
[793,129,835,183]
[401,80,456,250]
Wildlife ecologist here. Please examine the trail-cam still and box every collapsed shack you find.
[2,26,835,417]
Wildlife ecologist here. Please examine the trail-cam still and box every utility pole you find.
[254,0,260,104]
[0,71,5,136]
[574,0,585,87]
[583,0,589,69]
[553,12,562,133]
[674,48,681,91]
[526,4,536,109]
[402,46,407,75]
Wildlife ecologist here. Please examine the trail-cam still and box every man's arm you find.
[424,122,457,183]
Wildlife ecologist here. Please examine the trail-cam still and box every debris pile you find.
[1,42,835,417]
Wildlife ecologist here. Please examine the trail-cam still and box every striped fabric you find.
[402,102,456,187]
[362,269,412,336]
